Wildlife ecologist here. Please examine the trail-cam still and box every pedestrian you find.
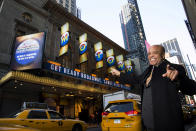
[111,45,196,131]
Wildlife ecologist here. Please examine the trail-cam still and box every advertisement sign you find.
[107,56,115,66]
[116,54,125,71]
[79,41,87,55]
[106,49,114,58]
[96,60,103,69]
[79,33,88,63]
[79,33,87,43]
[95,50,103,62]
[59,22,69,56]
[60,32,69,47]
[11,32,46,70]
[125,59,133,74]
[59,45,68,56]
[94,42,102,51]
[44,62,131,91]
[94,42,103,69]
[94,42,103,62]
[80,53,88,63]
[106,49,115,67]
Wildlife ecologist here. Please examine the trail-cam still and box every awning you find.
[0,71,111,94]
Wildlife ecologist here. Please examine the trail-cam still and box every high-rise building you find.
[76,7,81,19]
[181,0,196,49]
[160,38,195,79]
[56,0,77,16]
[120,0,148,73]
[160,38,184,64]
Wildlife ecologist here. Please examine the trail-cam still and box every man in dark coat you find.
[111,45,196,131]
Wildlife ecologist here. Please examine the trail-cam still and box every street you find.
[87,116,196,131]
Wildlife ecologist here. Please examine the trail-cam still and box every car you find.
[101,99,142,131]
[191,106,196,116]
[0,102,87,131]
[0,123,39,131]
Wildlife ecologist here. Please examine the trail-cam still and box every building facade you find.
[181,0,196,49]
[0,0,131,119]
[56,0,77,16]
[119,0,148,73]
[160,38,184,64]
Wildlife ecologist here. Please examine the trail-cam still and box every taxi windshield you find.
[104,102,133,113]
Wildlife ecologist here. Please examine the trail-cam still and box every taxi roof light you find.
[22,102,48,110]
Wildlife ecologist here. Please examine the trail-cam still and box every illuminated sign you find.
[125,59,133,74]
[107,56,115,66]
[60,32,69,47]
[94,42,103,69]
[116,54,125,71]
[44,62,131,91]
[95,50,103,62]
[80,53,88,63]
[79,33,88,63]
[15,39,40,65]
[59,22,69,56]
[79,33,87,43]
[96,60,103,69]
[117,61,125,71]
[11,32,45,70]
[106,49,114,58]
[79,41,87,55]
[59,44,68,56]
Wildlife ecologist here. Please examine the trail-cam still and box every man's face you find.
[148,46,164,66]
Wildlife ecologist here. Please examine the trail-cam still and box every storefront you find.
[0,65,130,121]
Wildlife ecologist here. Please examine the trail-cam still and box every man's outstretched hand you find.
[162,64,179,81]
[111,68,121,77]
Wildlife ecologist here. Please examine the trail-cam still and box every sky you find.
[76,0,196,65]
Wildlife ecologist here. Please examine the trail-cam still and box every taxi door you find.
[47,111,70,131]
[24,110,63,131]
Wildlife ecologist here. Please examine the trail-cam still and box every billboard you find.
[79,33,88,63]
[11,32,46,70]
[125,59,133,74]
[116,54,125,71]
[59,22,69,56]
[94,42,103,69]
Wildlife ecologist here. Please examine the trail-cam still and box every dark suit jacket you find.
[118,60,196,131]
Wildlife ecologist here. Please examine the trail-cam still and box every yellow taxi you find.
[0,102,87,131]
[0,123,39,131]
[101,99,142,131]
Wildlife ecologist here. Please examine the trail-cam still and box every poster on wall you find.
[94,42,103,69]
[80,52,88,63]
[11,32,46,70]
[79,33,88,63]
[116,54,125,71]
[125,59,133,74]
[59,22,69,56]
[106,49,115,67]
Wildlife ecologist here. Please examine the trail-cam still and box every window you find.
[105,102,133,112]
[48,111,64,119]
[27,110,48,119]
[59,0,63,4]
[22,12,32,23]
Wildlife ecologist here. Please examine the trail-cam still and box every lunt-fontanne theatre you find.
[0,0,134,119]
